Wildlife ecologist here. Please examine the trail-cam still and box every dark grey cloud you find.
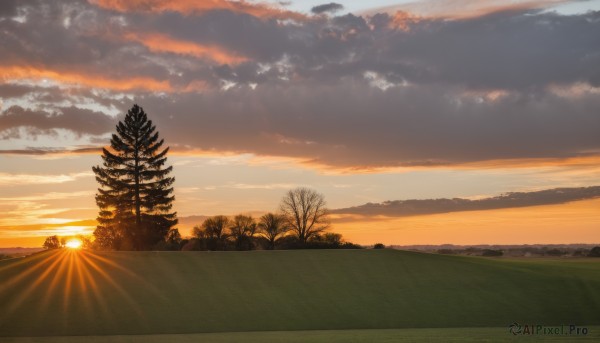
[133,82,600,167]
[332,186,600,216]
[146,9,600,91]
[0,1,599,168]
[0,0,19,17]
[0,85,130,114]
[0,84,33,98]
[383,11,600,90]
[311,3,344,14]
[0,106,117,139]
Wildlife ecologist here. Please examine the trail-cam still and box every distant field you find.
[0,249,599,340]
[0,247,44,259]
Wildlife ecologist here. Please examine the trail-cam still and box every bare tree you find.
[229,214,257,250]
[257,213,289,249]
[202,216,229,240]
[280,188,329,244]
[194,215,229,250]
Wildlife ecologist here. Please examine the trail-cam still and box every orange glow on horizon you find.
[2,199,600,248]
[333,198,600,245]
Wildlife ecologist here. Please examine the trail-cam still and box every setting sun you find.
[65,239,83,249]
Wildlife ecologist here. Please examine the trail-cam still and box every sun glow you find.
[65,239,83,249]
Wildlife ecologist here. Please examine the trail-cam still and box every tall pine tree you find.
[93,104,177,250]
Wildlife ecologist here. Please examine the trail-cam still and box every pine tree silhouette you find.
[93,104,177,250]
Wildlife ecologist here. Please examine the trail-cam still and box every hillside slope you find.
[0,249,599,336]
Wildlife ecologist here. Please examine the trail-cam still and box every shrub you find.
[545,248,565,257]
[340,242,363,249]
[277,234,361,249]
[181,239,203,251]
[43,235,61,249]
[588,246,600,257]
[373,243,385,249]
[481,249,503,257]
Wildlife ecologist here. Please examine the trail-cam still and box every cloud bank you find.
[0,0,599,169]
[332,186,600,216]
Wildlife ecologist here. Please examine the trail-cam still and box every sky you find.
[0,0,599,247]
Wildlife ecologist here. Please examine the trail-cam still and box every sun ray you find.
[83,252,140,277]
[79,259,114,328]
[0,250,59,283]
[83,252,165,298]
[0,249,185,333]
[4,250,68,316]
[39,250,73,311]
[62,251,76,312]
[79,253,145,318]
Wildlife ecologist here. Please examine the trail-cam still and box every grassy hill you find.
[0,249,599,338]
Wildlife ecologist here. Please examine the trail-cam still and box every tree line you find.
[42,104,360,251]
[171,188,361,251]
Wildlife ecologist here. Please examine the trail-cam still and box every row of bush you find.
[172,233,362,251]
[436,246,600,257]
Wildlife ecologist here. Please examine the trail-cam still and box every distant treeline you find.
[160,216,362,251]
[333,186,600,217]
[426,245,600,258]
[163,188,362,251]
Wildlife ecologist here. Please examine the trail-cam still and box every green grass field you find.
[0,249,598,341]
[3,327,600,343]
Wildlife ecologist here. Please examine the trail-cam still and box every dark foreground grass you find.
[3,327,600,343]
[0,249,598,337]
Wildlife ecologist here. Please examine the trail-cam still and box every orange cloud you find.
[270,156,600,177]
[368,0,567,21]
[457,155,600,170]
[124,32,247,64]
[0,172,93,186]
[0,66,172,92]
[547,82,600,99]
[157,145,600,176]
[389,11,422,31]
[90,0,306,21]
[3,145,600,176]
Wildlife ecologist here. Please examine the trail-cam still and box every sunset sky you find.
[1,0,599,247]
